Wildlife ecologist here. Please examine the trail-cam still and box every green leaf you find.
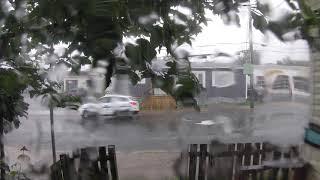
[136,38,156,62]
[128,71,140,85]
[125,38,156,70]
[9,171,18,177]
[150,26,164,48]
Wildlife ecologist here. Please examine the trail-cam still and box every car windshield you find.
[99,97,111,103]
[1,1,318,180]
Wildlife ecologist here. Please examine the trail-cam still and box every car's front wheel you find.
[82,110,90,119]
[82,110,97,119]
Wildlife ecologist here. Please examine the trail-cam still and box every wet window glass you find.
[99,97,111,103]
[111,97,129,102]
[0,0,318,179]
[293,76,309,92]
[272,75,290,90]
[212,70,235,87]
[256,76,266,87]
[65,80,78,91]
[192,71,206,88]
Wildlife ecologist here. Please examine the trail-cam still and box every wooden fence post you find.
[189,144,198,180]
[228,144,236,180]
[293,164,308,180]
[50,162,61,180]
[78,148,91,180]
[60,154,70,180]
[198,144,207,180]
[242,143,252,180]
[207,142,214,180]
[207,141,233,180]
[99,146,109,180]
[259,143,267,180]
[251,143,261,180]
[281,150,290,180]
[236,143,244,180]
[50,165,56,180]
[268,150,281,180]
[108,145,119,180]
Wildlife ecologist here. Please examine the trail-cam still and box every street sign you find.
[243,63,253,75]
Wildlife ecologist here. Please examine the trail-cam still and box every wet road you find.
[4,99,309,160]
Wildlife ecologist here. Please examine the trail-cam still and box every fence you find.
[175,142,307,180]
[141,95,176,110]
[50,145,118,180]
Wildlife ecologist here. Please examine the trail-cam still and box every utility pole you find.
[50,96,57,163]
[248,1,254,109]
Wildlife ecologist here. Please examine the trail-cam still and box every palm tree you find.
[34,79,81,163]
[33,80,61,163]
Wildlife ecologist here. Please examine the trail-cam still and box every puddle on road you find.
[195,120,217,126]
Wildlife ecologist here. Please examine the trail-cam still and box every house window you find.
[111,97,130,102]
[256,76,266,87]
[65,80,78,92]
[138,78,146,84]
[86,79,92,87]
[212,70,235,87]
[272,75,290,89]
[99,97,111,103]
[293,76,309,92]
[192,71,206,88]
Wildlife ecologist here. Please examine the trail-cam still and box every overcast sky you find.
[159,0,310,64]
[54,0,310,66]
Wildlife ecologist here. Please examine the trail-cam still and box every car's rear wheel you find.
[82,110,90,119]
[82,110,97,119]
[128,111,139,120]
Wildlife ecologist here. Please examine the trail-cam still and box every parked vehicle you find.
[78,94,139,120]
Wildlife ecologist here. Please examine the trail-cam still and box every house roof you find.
[253,64,310,71]
[191,61,242,69]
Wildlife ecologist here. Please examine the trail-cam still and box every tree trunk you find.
[50,103,56,163]
[0,118,5,180]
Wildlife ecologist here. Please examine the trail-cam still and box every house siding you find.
[195,68,246,103]
[129,68,246,103]
[129,78,152,98]
[63,74,105,94]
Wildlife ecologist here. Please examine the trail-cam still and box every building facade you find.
[129,61,247,105]
[253,65,310,102]
[302,1,320,179]
[63,71,106,96]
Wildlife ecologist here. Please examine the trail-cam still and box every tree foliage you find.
[0,67,37,132]
[0,0,316,117]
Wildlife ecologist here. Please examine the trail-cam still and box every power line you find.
[157,49,309,58]
[157,42,309,50]
[254,49,309,53]
[158,49,309,57]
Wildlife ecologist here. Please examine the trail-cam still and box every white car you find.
[79,95,139,119]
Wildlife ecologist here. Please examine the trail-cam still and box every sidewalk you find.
[27,108,79,116]
[5,145,181,180]
[117,151,180,180]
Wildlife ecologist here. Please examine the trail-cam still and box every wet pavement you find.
[0,97,309,180]
[4,98,309,160]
